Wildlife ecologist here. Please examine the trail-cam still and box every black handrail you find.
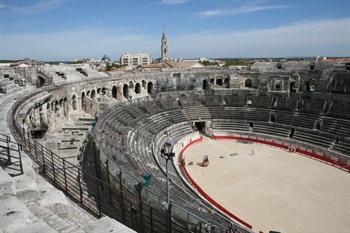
[0,133,23,177]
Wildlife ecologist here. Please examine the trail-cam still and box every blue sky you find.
[0,0,349,60]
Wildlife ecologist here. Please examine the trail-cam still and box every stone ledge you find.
[0,168,16,197]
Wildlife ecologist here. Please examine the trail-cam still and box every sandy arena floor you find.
[184,138,350,233]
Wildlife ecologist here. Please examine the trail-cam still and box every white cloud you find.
[160,0,189,5]
[0,0,64,14]
[170,18,350,58]
[0,18,349,60]
[198,3,290,17]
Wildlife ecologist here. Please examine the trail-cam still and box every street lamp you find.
[161,138,175,205]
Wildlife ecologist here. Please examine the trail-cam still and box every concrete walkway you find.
[0,86,134,233]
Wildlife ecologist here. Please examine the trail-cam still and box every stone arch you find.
[63,97,68,117]
[245,79,252,88]
[142,80,146,88]
[290,81,296,93]
[147,82,153,94]
[135,83,141,94]
[202,79,208,90]
[86,90,90,97]
[129,81,134,89]
[72,95,77,110]
[97,88,101,94]
[81,92,86,111]
[91,89,96,99]
[224,77,229,86]
[59,99,64,107]
[112,86,117,98]
[216,78,223,86]
[37,76,45,88]
[123,84,129,99]
[55,100,59,113]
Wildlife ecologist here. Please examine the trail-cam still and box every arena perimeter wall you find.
[177,131,350,231]
[177,135,253,230]
[211,134,350,173]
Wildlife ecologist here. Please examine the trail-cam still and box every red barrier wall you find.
[178,136,253,230]
[179,134,350,231]
[213,135,350,172]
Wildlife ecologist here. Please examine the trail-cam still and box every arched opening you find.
[270,113,276,122]
[275,81,282,91]
[216,79,223,86]
[147,82,153,94]
[81,92,86,111]
[97,88,101,94]
[142,80,146,88]
[135,83,141,94]
[210,78,214,84]
[86,90,90,97]
[72,95,77,110]
[91,89,96,99]
[112,86,117,98]
[55,100,59,113]
[101,87,107,95]
[63,97,68,117]
[59,99,64,107]
[245,79,252,88]
[202,79,208,90]
[123,84,129,99]
[224,77,229,87]
[277,62,283,69]
[290,81,296,93]
[129,81,134,89]
[37,76,45,88]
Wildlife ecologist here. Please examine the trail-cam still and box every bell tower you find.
[161,30,168,61]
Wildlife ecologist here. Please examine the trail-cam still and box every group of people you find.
[197,155,209,167]
[203,222,242,233]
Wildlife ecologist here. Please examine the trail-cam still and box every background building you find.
[120,53,151,67]
[161,31,168,61]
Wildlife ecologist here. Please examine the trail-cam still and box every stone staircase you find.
[0,86,134,233]
[0,77,18,93]
[317,69,332,92]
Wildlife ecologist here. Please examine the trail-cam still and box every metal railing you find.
[8,87,236,232]
[0,133,23,177]
[17,131,231,232]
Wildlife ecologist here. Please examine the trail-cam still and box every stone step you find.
[48,202,95,229]
[62,127,89,131]
[26,201,85,233]
[0,168,16,197]
[78,117,95,122]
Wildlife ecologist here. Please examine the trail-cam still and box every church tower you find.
[161,31,168,61]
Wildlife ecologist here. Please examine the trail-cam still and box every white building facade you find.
[120,53,151,67]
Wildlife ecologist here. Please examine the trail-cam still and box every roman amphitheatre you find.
[1,60,350,233]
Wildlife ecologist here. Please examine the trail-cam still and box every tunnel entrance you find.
[194,121,206,132]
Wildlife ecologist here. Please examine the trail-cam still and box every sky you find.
[0,0,349,61]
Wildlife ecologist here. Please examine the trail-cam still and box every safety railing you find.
[0,133,23,177]
[18,131,234,232]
